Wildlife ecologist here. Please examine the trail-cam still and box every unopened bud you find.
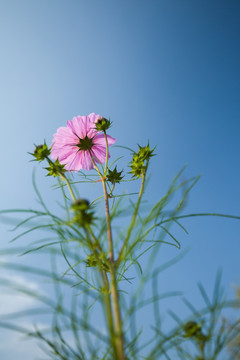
[31,142,51,162]
[107,166,124,184]
[72,199,90,212]
[45,159,66,177]
[34,144,44,154]
[129,142,155,178]
[95,117,111,132]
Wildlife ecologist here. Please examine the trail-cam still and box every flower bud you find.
[31,142,51,162]
[95,117,111,132]
[107,166,124,184]
[71,199,90,212]
[86,253,110,271]
[137,143,155,162]
[71,198,94,227]
[34,144,44,153]
[45,159,66,177]
[183,321,208,342]
[130,143,155,178]
[183,321,201,338]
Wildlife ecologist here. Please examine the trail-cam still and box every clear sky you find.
[0,0,240,358]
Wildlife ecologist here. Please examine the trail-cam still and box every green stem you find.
[117,164,148,265]
[101,271,118,358]
[90,152,104,179]
[61,174,77,202]
[108,183,115,198]
[102,178,125,359]
[102,180,114,262]
[86,225,103,253]
[46,156,77,202]
[91,145,125,359]
[86,225,118,358]
[88,225,117,356]
[90,154,114,261]
[110,266,125,360]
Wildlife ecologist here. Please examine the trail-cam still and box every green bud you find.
[183,321,208,342]
[129,142,155,178]
[107,166,124,184]
[86,253,110,271]
[71,198,94,227]
[95,117,111,132]
[45,159,66,177]
[71,199,90,212]
[137,142,155,161]
[31,142,51,162]
[72,211,94,227]
[183,321,202,338]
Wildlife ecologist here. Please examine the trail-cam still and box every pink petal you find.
[51,145,77,162]
[86,120,98,138]
[67,116,85,139]
[88,112,101,123]
[93,134,116,147]
[50,113,116,172]
[52,126,77,144]
[91,145,107,164]
[82,151,94,171]
[63,151,83,172]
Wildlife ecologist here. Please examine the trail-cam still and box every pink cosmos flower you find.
[51,113,116,171]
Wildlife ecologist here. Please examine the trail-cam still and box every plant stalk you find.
[102,177,125,359]
[117,164,148,265]
[61,174,77,202]
[93,133,125,359]
[101,271,118,359]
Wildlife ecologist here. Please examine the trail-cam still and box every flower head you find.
[51,113,116,171]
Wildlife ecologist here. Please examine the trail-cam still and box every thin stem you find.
[110,266,125,360]
[101,271,118,358]
[90,153,113,261]
[91,145,125,359]
[46,156,77,202]
[117,163,148,265]
[102,180,114,262]
[61,174,77,202]
[102,178,125,359]
[86,226,118,357]
[86,225,103,253]
[109,183,115,198]
[90,153,104,179]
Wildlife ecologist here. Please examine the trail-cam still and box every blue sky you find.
[0,0,240,358]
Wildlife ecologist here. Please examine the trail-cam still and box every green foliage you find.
[0,137,240,360]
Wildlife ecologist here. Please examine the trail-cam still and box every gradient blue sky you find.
[0,0,240,358]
